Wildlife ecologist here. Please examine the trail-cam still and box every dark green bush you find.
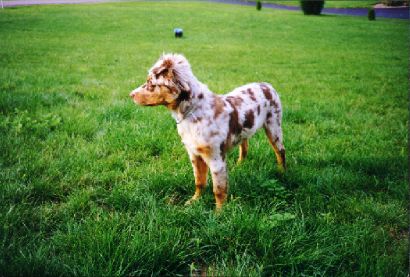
[368,8,376,20]
[256,0,262,10]
[300,0,324,15]
[382,0,406,6]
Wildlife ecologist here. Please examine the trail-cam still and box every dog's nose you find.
[129,91,136,98]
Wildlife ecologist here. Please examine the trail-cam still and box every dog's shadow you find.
[227,155,294,207]
[158,158,293,209]
[160,137,297,209]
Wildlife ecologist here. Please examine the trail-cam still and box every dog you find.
[130,53,285,210]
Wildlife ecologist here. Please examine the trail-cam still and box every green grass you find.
[0,2,408,276]
[265,0,379,8]
[1,0,382,8]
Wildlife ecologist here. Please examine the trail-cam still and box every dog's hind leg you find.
[185,155,208,205]
[264,119,286,173]
[238,139,248,163]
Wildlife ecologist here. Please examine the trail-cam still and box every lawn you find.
[0,0,382,8]
[0,2,408,276]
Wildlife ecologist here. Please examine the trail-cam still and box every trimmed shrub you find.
[256,0,262,10]
[368,8,376,20]
[382,0,405,6]
[300,0,324,15]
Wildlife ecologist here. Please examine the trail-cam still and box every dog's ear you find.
[152,54,191,95]
[162,58,190,93]
[175,78,190,93]
[150,58,172,79]
[161,58,173,70]
[152,66,170,79]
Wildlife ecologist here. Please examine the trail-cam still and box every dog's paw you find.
[184,197,197,206]
[214,205,223,214]
[277,164,286,174]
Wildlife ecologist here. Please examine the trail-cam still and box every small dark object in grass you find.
[300,0,324,15]
[174,28,183,38]
[256,0,262,10]
[368,8,376,20]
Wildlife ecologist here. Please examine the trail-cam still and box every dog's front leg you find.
[208,156,228,210]
[185,154,209,206]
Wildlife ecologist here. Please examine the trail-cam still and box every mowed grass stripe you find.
[0,2,408,276]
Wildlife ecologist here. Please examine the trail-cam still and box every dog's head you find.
[130,53,192,108]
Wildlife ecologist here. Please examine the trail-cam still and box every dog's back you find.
[222,82,282,143]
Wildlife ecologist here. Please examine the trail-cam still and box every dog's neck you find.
[170,77,213,124]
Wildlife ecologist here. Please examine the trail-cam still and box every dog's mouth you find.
[129,88,154,106]
[129,86,175,107]
[130,93,158,106]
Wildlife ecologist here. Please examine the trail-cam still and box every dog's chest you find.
[176,117,226,155]
[177,122,208,151]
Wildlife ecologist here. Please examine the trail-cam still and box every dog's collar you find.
[176,104,195,124]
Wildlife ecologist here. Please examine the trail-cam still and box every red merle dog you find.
[130,54,286,210]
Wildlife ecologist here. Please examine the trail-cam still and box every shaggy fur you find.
[130,53,286,210]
